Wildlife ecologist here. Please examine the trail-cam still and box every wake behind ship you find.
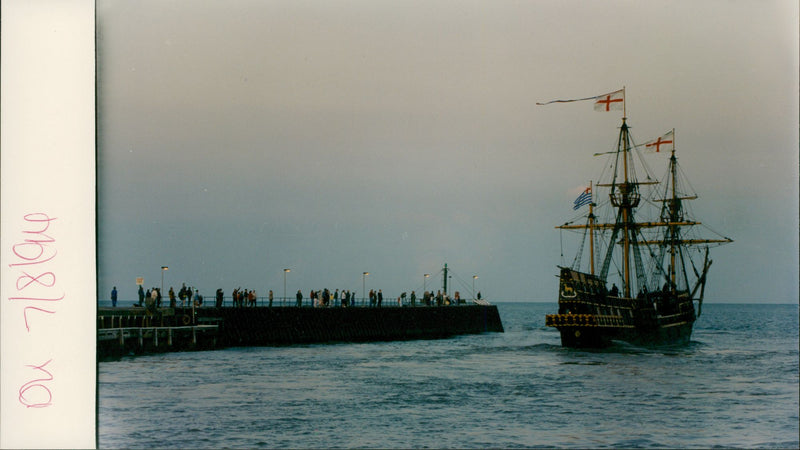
[542,89,732,348]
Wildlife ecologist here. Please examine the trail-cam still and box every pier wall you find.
[200,305,504,346]
[97,305,503,358]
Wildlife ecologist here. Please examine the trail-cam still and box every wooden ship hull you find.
[546,268,695,348]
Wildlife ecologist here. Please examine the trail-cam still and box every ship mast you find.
[552,98,733,303]
[668,136,678,293]
[651,130,732,294]
[588,180,595,275]
[611,117,638,298]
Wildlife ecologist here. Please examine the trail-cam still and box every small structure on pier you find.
[97,307,219,359]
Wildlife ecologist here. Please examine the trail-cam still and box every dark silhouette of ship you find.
[545,110,732,348]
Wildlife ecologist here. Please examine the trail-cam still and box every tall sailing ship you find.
[543,93,732,348]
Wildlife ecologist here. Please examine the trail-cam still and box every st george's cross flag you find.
[573,187,592,210]
[537,89,625,113]
[592,89,625,112]
[644,130,675,153]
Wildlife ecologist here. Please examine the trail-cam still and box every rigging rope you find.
[571,225,588,271]
[599,212,621,281]
[630,227,649,294]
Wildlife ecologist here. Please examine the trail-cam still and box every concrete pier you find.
[203,304,504,346]
[97,304,503,359]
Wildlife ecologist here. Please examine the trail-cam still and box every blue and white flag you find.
[573,187,592,210]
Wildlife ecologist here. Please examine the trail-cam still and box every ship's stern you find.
[546,267,619,348]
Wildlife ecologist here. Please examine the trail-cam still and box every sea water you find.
[98,303,799,448]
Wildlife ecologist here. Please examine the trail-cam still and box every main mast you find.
[668,144,679,293]
[610,118,638,298]
[588,181,595,275]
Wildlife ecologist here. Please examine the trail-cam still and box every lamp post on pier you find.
[161,266,168,297]
[472,275,478,300]
[362,272,369,306]
[283,269,290,305]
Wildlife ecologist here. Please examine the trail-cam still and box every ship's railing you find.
[545,313,633,328]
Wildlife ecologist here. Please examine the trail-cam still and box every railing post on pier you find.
[118,328,124,347]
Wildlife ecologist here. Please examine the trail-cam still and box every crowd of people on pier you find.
[111,283,482,309]
[131,283,205,310]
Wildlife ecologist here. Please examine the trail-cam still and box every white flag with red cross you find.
[537,88,625,114]
[644,130,675,153]
[592,89,625,112]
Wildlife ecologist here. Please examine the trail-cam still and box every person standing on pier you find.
[410,291,416,307]
[169,287,176,308]
[215,288,223,308]
[296,289,303,307]
[269,290,274,307]
[377,289,383,307]
[137,285,144,307]
[111,286,118,307]
[145,289,155,312]
[179,284,188,307]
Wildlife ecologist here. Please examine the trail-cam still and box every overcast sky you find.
[96,0,798,304]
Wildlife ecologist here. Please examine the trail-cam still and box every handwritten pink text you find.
[8,213,60,408]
